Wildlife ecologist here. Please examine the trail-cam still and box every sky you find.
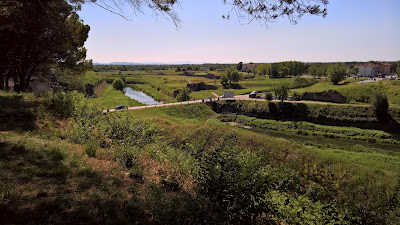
[78,0,400,64]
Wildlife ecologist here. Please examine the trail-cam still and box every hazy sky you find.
[78,0,400,64]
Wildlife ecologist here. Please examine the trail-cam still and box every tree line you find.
[249,61,307,77]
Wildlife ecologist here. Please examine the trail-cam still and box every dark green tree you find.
[328,64,348,85]
[176,87,190,102]
[274,82,289,102]
[371,92,389,122]
[112,78,125,91]
[237,62,243,71]
[0,0,90,92]
[221,68,243,89]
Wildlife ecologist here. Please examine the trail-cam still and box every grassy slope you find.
[130,104,400,185]
[129,103,216,126]
[1,90,399,224]
[93,85,144,109]
[295,78,400,105]
[218,114,400,145]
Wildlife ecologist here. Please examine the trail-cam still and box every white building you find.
[359,64,379,77]
[359,63,391,77]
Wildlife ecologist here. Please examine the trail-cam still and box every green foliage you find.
[274,82,289,102]
[58,71,102,93]
[256,64,269,75]
[307,63,329,78]
[84,138,97,157]
[1,0,90,92]
[218,114,400,145]
[292,77,317,89]
[216,100,400,131]
[42,91,85,118]
[371,92,389,121]
[199,141,275,223]
[237,61,243,71]
[176,87,190,102]
[328,63,348,85]
[265,92,273,100]
[220,68,243,88]
[69,98,103,144]
[112,78,125,91]
[271,191,345,224]
[268,61,306,78]
[99,112,158,149]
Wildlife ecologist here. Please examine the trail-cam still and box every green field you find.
[102,70,320,102]
[98,68,400,108]
[93,85,144,109]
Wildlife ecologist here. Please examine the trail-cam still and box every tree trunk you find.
[0,76,4,90]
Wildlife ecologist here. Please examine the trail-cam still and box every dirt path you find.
[211,92,219,97]
[204,114,218,126]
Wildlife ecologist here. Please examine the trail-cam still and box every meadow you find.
[98,67,400,108]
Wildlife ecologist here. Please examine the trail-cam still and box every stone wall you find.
[301,90,347,103]
[187,82,217,92]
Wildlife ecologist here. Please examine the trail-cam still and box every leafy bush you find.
[42,91,84,118]
[371,92,389,121]
[99,112,158,149]
[265,92,273,100]
[112,78,124,91]
[199,142,275,223]
[176,87,190,102]
[69,98,103,144]
[84,138,97,157]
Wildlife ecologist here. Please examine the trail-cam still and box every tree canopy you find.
[327,64,348,85]
[220,68,244,89]
[0,0,90,92]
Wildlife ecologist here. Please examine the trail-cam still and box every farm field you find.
[97,67,400,108]
[101,70,320,102]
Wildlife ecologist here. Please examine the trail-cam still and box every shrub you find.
[99,112,158,148]
[176,87,190,102]
[265,92,273,101]
[69,99,103,144]
[84,138,97,157]
[112,78,124,91]
[42,91,84,118]
[199,143,274,223]
[371,92,389,121]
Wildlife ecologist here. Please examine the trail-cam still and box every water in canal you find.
[123,87,161,105]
